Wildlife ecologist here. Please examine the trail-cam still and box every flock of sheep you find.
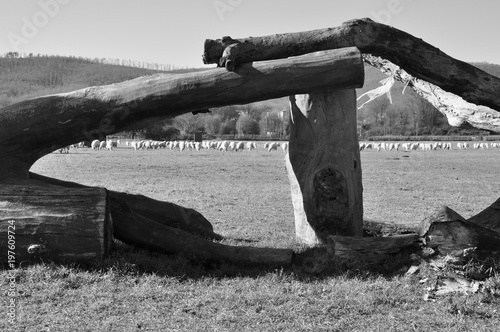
[62,139,290,153]
[58,139,499,154]
[359,141,500,151]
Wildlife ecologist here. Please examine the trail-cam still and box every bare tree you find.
[172,113,205,137]
[204,114,222,136]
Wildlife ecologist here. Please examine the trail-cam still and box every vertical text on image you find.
[6,220,17,327]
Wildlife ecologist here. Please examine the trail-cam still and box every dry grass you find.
[2,142,500,331]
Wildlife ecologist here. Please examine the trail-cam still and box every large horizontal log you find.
[203,18,500,113]
[0,47,363,180]
[0,184,112,263]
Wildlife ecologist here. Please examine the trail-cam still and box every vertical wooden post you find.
[285,89,363,246]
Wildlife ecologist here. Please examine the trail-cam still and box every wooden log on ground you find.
[29,172,221,240]
[107,191,222,240]
[327,234,422,259]
[110,195,293,266]
[27,172,292,265]
[327,204,500,261]
[285,89,363,246]
[0,184,112,263]
[418,206,467,237]
[203,18,500,113]
[420,220,500,257]
[0,47,364,181]
[418,205,500,257]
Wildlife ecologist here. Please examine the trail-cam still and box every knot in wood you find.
[314,167,346,200]
[313,166,350,222]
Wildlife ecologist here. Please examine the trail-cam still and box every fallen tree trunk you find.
[0,184,112,263]
[203,18,500,113]
[0,47,363,181]
[26,172,292,265]
[110,194,293,266]
[28,172,221,240]
[324,204,500,261]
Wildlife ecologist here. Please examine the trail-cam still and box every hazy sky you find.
[1,0,498,68]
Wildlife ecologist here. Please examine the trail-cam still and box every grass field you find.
[2,143,500,331]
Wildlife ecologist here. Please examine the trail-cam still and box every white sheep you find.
[91,139,100,150]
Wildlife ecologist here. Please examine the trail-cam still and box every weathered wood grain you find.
[327,234,422,259]
[285,89,363,245]
[0,185,111,263]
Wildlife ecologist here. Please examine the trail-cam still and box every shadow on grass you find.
[8,240,418,282]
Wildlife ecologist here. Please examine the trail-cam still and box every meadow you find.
[2,142,500,331]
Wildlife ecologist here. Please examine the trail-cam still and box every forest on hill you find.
[1,52,499,140]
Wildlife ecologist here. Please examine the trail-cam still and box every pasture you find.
[3,141,500,331]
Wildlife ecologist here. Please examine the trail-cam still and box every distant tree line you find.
[142,105,290,141]
[1,52,192,72]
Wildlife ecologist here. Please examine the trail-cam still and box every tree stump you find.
[286,89,363,246]
[0,184,112,264]
[418,206,500,257]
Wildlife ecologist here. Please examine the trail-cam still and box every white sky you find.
[1,0,498,68]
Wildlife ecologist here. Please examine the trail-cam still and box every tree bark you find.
[285,89,363,245]
[203,18,500,113]
[327,234,421,259]
[0,47,363,181]
[0,184,112,263]
[416,205,500,257]
[420,219,500,257]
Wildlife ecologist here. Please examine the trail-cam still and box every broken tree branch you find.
[362,54,500,133]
